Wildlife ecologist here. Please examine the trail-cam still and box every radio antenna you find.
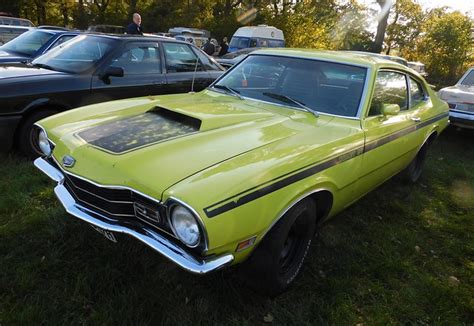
[189,55,200,94]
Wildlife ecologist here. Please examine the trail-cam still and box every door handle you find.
[411,117,421,122]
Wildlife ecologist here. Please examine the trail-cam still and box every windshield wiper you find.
[263,92,319,117]
[213,84,244,100]
[31,63,56,71]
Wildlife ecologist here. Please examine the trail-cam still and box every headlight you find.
[38,130,52,157]
[170,205,201,247]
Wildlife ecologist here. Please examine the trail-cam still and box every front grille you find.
[62,173,171,233]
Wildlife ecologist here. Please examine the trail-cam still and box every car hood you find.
[41,90,307,200]
[0,65,64,79]
[0,49,30,63]
[439,85,474,104]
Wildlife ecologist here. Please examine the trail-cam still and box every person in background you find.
[202,38,215,56]
[126,13,143,35]
[218,37,229,57]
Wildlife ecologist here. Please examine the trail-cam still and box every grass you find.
[1,126,473,325]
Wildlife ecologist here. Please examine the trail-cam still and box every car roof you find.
[251,48,410,69]
[81,32,192,44]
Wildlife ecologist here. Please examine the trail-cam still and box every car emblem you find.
[62,155,76,168]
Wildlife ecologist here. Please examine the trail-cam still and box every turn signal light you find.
[236,236,256,252]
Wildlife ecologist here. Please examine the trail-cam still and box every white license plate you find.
[90,224,117,243]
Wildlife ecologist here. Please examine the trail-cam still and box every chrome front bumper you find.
[34,157,234,274]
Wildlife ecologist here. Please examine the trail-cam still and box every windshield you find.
[460,70,474,86]
[2,30,54,56]
[229,37,250,49]
[212,55,367,117]
[32,35,117,73]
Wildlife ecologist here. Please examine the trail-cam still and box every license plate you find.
[90,224,117,243]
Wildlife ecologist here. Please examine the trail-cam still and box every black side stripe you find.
[204,112,448,218]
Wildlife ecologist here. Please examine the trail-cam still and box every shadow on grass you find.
[1,126,473,324]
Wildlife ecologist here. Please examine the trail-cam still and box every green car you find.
[34,49,449,295]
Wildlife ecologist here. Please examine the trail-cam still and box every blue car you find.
[0,28,79,64]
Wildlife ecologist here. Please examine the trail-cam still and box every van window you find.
[229,37,250,49]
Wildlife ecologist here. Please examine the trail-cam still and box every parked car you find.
[228,25,284,53]
[33,49,449,296]
[408,61,427,77]
[347,51,409,66]
[87,25,125,34]
[216,47,261,69]
[438,67,474,129]
[0,25,30,45]
[0,28,79,64]
[0,16,34,27]
[0,34,224,156]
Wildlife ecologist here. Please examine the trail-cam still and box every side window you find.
[250,38,258,47]
[163,42,202,73]
[368,71,408,116]
[111,43,162,75]
[192,47,221,71]
[409,77,426,108]
[50,35,76,50]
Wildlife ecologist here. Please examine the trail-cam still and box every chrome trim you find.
[450,110,474,121]
[34,123,57,147]
[166,197,210,252]
[65,177,134,205]
[34,157,233,274]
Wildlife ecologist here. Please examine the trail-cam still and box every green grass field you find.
[1,126,473,325]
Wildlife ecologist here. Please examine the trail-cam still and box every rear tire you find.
[16,109,58,158]
[240,198,317,297]
[403,140,432,183]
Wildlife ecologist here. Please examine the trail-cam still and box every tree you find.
[384,0,424,55]
[415,9,473,87]
[370,0,393,53]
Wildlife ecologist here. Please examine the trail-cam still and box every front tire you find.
[241,198,317,297]
[16,109,58,158]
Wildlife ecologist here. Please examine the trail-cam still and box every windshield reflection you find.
[212,55,367,117]
[32,35,117,73]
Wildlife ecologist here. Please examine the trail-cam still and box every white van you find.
[228,25,284,52]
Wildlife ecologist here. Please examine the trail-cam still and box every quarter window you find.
[409,77,425,108]
[369,71,408,116]
[163,42,202,73]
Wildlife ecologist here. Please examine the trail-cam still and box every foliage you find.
[414,9,473,87]
[0,0,472,86]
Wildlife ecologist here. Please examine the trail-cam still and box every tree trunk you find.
[370,0,392,53]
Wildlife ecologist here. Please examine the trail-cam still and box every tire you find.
[403,140,431,183]
[16,109,58,158]
[240,198,317,297]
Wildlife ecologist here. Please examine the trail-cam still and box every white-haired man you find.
[126,13,143,35]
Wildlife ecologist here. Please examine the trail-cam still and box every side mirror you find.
[99,66,124,84]
[381,103,400,117]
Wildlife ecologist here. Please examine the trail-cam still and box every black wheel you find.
[240,198,317,297]
[403,140,431,183]
[16,109,58,158]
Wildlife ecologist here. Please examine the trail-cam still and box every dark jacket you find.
[202,42,215,56]
[126,22,143,35]
[218,42,229,57]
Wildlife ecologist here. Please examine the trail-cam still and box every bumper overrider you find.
[34,157,234,274]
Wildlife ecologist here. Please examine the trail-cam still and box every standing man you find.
[218,37,229,57]
[126,13,143,35]
[202,38,216,56]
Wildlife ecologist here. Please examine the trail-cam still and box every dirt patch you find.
[450,180,474,209]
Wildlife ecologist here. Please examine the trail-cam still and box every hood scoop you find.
[77,107,201,154]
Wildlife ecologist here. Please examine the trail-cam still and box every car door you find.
[359,69,425,193]
[90,41,166,103]
[161,42,215,94]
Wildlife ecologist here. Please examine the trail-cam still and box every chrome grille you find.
[62,173,168,232]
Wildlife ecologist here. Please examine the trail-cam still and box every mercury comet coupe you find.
[34,49,449,295]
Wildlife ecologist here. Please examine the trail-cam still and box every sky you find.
[359,0,474,17]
